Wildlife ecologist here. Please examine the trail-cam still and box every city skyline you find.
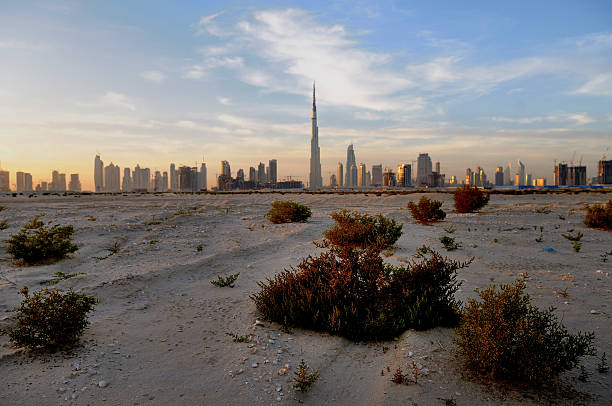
[1,2,611,189]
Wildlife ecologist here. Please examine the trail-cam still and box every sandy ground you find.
[0,192,610,406]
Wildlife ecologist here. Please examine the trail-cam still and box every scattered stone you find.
[252,363,258,368]
[98,380,109,388]
[590,310,601,315]
[254,320,265,327]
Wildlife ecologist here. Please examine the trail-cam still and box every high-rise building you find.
[358,163,366,187]
[371,164,383,186]
[397,164,411,187]
[236,169,245,181]
[0,169,9,192]
[170,163,178,191]
[16,171,25,192]
[179,166,197,192]
[504,161,512,185]
[366,171,371,187]
[495,167,504,186]
[198,163,207,191]
[417,153,432,185]
[345,144,356,186]
[221,161,231,178]
[50,170,66,191]
[435,161,440,174]
[268,159,277,185]
[249,167,256,182]
[162,172,169,192]
[598,159,612,184]
[337,162,344,187]
[330,174,337,187]
[517,160,525,186]
[382,168,396,187]
[94,155,104,192]
[257,162,266,184]
[349,164,358,187]
[104,163,120,192]
[122,168,132,192]
[465,168,473,185]
[24,173,32,192]
[309,83,323,189]
[132,165,150,192]
[68,174,81,192]
[554,163,568,186]
[567,166,586,185]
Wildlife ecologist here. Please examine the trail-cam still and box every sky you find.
[0,0,611,190]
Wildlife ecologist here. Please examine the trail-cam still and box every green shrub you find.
[453,186,490,213]
[211,273,240,288]
[40,271,84,286]
[322,210,402,251]
[252,211,470,340]
[5,286,97,350]
[266,200,312,224]
[583,201,611,231]
[440,235,461,251]
[407,197,446,224]
[0,219,7,230]
[455,278,595,382]
[5,216,78,264]
[293,360,320,393]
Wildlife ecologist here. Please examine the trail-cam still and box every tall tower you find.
[345,144,356,186]
[309,82,322,189]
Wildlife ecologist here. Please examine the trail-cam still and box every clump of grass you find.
[443,225,456,234]
[252,211,470,340]
[0,205,5,211]
[455,278,595,382]
[266,200,312,224]
[407,196,446,224]
[144,215,161,225]
[93,242,120,260]
[5,217,78,264]
[440,235,461,251]
[601,250,611,263]
[40,271,85,286]
[534,207,551,214]
[211,273,240,288]
[5,286,96,350]
[583,201,611,231]
[562,231,583,253]
[293,360,320,393]
[226,332,253,343]
[453,186,490,213]
[413,245,434,259]
[196,244,203,252]
[598,352,609,373]
[0,219,8,230]
[86,215,96,221]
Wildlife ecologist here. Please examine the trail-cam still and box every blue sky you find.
[0,0,610,189]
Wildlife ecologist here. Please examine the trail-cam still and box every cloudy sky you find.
[1,1,611,189]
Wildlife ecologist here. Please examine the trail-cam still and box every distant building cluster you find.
[215,159,299,190]
[94,155,207,193]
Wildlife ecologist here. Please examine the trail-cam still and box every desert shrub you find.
[252,211,470,340]
[293,360,320,392]
[407,197,446,224]
[455,278,595,382]
[5,286,97,350]
[6,217,78,264]
[440,235,461,251]
[322,210,402,251]
[583,200,611,231]
[0,219,7,230]
[211,273,240,288]
[266,200,311,224]
[453,186,490,213]
[40,271,84,286]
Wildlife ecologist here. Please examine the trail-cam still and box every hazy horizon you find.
[1,1,611,190]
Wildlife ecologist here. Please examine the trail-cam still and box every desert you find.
[0,191,610,406]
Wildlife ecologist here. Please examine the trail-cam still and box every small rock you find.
[276,397,281,402]
[235,369,244,375]
[252,363,258,368]
[408,351,414,357]
[98,380,109,388]
[590,310,600,315]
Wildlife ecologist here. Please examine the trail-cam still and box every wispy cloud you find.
[101,92,136,111]
[194,11,225,36]
[492,113,594,125]
[572,74,612,96]
[140,70,166,83]
[217,97,231,105]
[0,39,45,51]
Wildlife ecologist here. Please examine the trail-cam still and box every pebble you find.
[252,363,258,368]
[408,351,414,357]
[590,310,601,314]
[98,380,109,388]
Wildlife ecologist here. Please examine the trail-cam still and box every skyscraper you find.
[598,159,612,184]
[349,164,358,187]
[397,164,411,187]
[221,160,231,178]
[417,153,432,186]
[104,163,120,192]
[337,162,343,187]
[94,154,104,192]
[345,144,356,186]
[517,159,525,186]
[170,163,178,191]
[257,162,266,184]
[371,164,383,186]
[122,168,132,192]
[358,163,366,187]
[309,83,322,189]
[495,167,504,186]
[16,171,25,192]
[249,167,256,182]
[24,173,32,191]
[268,159,277,185]
[199,163,207,190]
[0,169,9,192]
[68,174,81,192]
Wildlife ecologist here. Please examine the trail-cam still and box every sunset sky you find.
[1,1,611,190]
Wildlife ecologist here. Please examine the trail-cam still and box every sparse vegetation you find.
[265,200,312,224]
[144,215,161,225]
[455,278,595,382]
[583,201,611,231]
[5,217,78,264]
[407,196,446,224]
[196,244,203,252]
[443,225,456,234]
[562,231,583,253]
[226,332,253,343]
[4,286,96,350]
[293,360,320,393]
[598,352,609,373]
[453,185,490,213]
[440,235,461,251]
[0,219,8,230]
[40,271,85,286]
[211,273,240,288]
[86,215,96,221]
[252,211,470,340]
[0,205,5,211]
[93,242,120,260]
